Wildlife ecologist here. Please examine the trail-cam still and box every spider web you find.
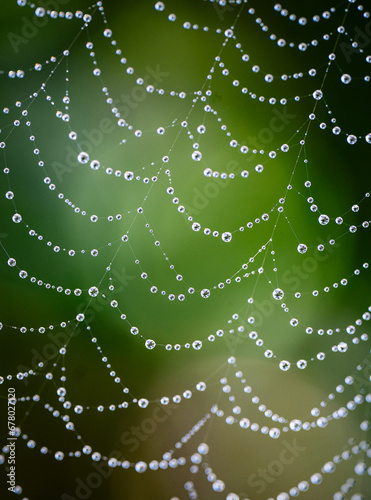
[0,0,370,499]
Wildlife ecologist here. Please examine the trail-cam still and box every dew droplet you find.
[77,152,89,164]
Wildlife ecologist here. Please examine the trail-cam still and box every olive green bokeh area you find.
[0,0,370,499]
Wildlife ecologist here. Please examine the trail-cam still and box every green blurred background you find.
[0,0,370,499]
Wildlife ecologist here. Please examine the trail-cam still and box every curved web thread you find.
[0,0,370,499]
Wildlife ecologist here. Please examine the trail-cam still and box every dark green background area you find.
[0,0,370,499]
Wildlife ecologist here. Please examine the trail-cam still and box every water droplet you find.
[196,381,206,391]
[318,214,329,225]
[55,451,64,461]
[197,443,209,454]
[191,150,202,161]
[145,339,156,349]
[77,152,89,164]
[12,213,22,223]
[192,340,202,350]
[212,480,225,492]
[289,419,302,431]
[347,134,357,145]
[279,360,291,371]
[297,359,307,369]
[154,2,165,11]
[138,398,149,408]
[88,287,99,297]
[273,288,284,300]
[269,427,280,438]
[341,73,352,84]
[35,7,45,17]
[135,461,147,472]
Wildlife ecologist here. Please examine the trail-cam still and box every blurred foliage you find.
[0,0,370,499]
